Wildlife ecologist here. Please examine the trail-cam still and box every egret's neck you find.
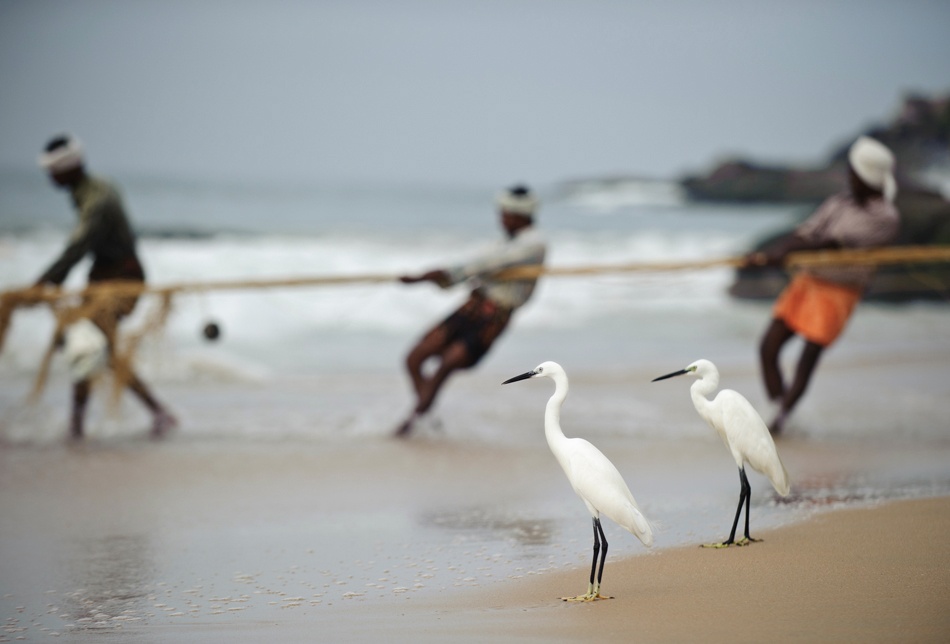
[689,375,718,421]
[543,372,569,446]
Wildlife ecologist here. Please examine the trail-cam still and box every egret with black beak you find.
[503,361,653,601]
[653,359,790,547]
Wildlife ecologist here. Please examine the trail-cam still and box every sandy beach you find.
[437,497,950,643]
[319,497,950,644]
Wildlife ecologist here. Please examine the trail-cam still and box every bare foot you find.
[769,408,788,435]
[394,413,418,438]
[151,410,178,439]
[69,414,84,440]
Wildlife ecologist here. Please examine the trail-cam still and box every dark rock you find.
[682,161,844,204]
[682,93,950,205]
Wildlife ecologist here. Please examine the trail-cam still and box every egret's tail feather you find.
[641,516,662,545]
[617,505,654,547]
[771,457,791,497]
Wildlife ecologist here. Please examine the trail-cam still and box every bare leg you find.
[759,318,794,402]
[414,341,471,416]
[126,371,160,412]
[397,324,471,436]
[125,370,177,438]
[405,325,450,401]
[398,327,446,436]
[70,380,91,439]
[782,341,824,417]
[761,318,806,434]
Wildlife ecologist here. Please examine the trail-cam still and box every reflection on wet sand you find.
[64,534,154,630]
[422,507,556,548]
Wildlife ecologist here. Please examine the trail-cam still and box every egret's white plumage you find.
[653,359,789,546]
[504,361,652,601]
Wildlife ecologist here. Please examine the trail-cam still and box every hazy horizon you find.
[1,1,948,190]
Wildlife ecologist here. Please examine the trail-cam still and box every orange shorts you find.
[773,273,862,347]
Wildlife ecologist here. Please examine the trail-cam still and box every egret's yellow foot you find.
[700,541,733,549]
[701,537,762,548]
[561,593,613,602]
[561,583,613,601]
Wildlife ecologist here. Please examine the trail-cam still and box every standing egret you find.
[652,359,790,547]
[503,361,653,601]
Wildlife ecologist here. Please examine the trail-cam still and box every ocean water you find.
[1,170,947,445]
[0,170,801,382]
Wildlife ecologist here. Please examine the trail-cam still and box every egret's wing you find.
[566,439,654,546]
[719,391,790,496]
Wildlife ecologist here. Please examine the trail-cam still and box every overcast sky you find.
[1,0,948,188]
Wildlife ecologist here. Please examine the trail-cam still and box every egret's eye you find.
[537,367,544,373]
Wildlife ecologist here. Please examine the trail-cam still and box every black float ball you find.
[202,321,221,342]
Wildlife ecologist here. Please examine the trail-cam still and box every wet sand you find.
[0,434,947,643]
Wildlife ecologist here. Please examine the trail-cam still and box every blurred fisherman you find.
[396,184,547,436]
[745,136,901,434]
[35,134,177,439]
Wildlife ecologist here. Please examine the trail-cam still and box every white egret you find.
[503,361,653,601]
[652,359,790,547]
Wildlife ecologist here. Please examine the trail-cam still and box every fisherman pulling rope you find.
[20,134,177,439]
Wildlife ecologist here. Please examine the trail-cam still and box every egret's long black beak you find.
[652,369,689,382]
[502,370,536,385]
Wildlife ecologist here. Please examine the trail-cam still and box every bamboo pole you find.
[2,244,947,400]
[4,245,949,306]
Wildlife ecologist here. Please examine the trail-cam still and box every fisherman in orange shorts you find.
[745,136,900,434]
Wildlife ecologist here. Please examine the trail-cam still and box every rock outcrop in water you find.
[682,93,950,204]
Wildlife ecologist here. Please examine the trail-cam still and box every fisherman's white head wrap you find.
[496,185,538,217]
[848,136,897,201]
[38,135,84,174]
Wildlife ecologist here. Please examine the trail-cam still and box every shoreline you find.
[321,496,950,643]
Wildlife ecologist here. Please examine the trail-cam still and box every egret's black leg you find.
[740,469,761,543]
[704,468,758,548]
[595,518,609,590]
[564,518,612,601]
[725,467,747,545]
[588,518,600,588]
[742,469,752,540]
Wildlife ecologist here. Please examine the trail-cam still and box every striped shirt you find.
[795,193,900,288]
[444,226,546,309]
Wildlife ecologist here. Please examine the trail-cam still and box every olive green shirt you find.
[39,175,139,285]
